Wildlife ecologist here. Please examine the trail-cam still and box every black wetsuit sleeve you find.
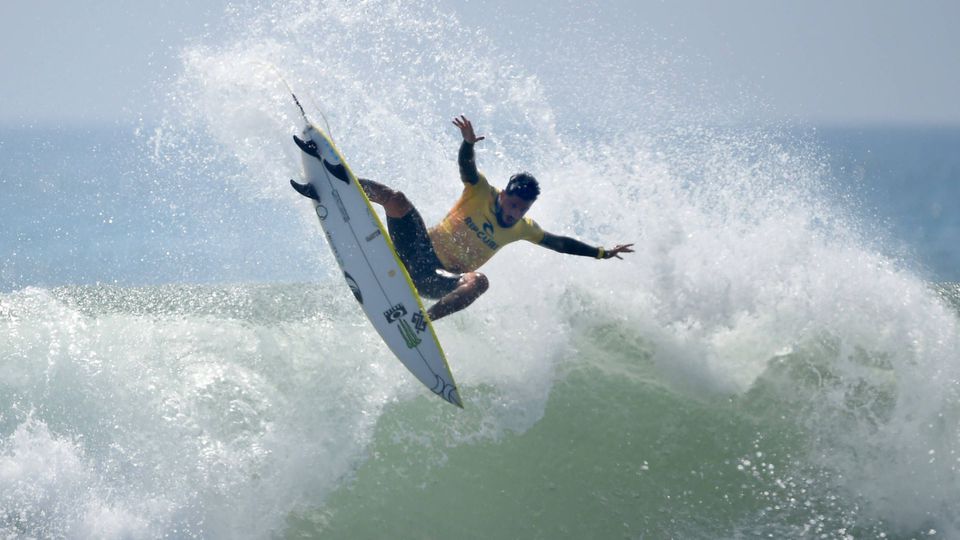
[458,141,481,185]
[540,232,602,258]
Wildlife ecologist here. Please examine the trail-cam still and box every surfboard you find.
[291,121,463,408]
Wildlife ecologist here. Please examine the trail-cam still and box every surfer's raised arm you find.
[539,232,635,260]
[452,115,485,185]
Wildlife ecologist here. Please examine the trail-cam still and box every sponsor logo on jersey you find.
[464,216,498,250]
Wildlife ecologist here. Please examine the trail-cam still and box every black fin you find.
[293,135,320,158]
[323,160,350,184]
[290,179,320,201]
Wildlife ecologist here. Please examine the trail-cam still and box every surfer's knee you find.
[359,179,412,217]
[383,190,413,218]
[464,272,489,296]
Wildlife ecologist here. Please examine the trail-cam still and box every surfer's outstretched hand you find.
[603,243,635,260]
[453,115,485,144]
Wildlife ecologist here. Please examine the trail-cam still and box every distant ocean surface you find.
[2,1,960,538]
[3,124,958,291]
[813,126,960,282]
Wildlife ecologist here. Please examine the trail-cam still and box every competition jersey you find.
[428,173,544,273]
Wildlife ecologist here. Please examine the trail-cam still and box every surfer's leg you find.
[358,178,412,218]
[427,272,489,321]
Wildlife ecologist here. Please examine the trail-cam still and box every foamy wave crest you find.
[140,0,960,535]
[534,124,960,534]
[1,282,565,538]
[0,286,404,537]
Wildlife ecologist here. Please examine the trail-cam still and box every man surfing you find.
[358,115,634,321]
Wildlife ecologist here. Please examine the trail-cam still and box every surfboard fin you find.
[290,179,320,201]
[323,161,351,184]
[293,135,320,158]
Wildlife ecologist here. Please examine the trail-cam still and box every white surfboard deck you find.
[293,122,462,408]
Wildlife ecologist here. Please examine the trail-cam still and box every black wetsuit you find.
[376,141,494,299]
[385,209,461,299]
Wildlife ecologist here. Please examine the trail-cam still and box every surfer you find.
[359,115,634,321]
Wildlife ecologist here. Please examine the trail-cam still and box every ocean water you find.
[2,1,960,538]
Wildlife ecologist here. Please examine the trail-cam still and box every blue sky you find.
[2,0,958,127]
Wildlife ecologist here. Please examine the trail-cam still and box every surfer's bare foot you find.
[427,272,489,321]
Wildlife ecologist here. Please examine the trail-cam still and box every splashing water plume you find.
[3,1,959,538]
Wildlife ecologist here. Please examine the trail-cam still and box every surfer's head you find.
[497,173,539,227]
[505,172,540,202]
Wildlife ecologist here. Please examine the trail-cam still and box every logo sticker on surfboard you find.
[398,319,421,348]
[383,303,407,323]
[344,272,363,304]
[411,311,427,334]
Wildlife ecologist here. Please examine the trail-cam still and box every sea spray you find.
[2,0,958,537]
[159,0,960,535]
[1,285,406,538]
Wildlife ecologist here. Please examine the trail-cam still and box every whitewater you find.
[2,1,959,538]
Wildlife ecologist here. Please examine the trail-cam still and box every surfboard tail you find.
[293,135,320,158]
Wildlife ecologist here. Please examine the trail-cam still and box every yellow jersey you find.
[428,174,544,272]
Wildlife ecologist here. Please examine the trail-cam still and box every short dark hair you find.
[505,172,540,201]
